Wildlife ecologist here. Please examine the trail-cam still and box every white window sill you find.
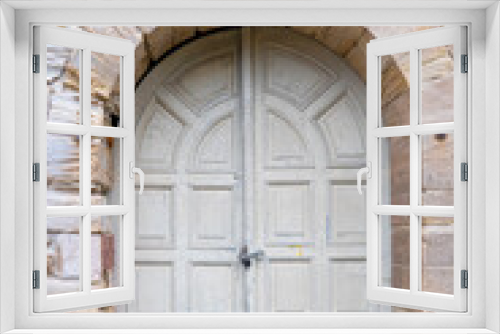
[4,329,497,334]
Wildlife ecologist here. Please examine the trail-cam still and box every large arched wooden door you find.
[133,30,244,312]
[250,28,368,312]
[133,27,368,312]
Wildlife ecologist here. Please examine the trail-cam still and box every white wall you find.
[0,2,16,333]
[485,2,500,333]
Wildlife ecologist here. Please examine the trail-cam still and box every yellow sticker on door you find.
[288,245,303,256]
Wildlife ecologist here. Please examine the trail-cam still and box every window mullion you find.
[409,47,420,294]
[372,205,411,215]
[413,123,454,135]
[46,206,89,217]
[46,123,88,136]
[82,48,92,295]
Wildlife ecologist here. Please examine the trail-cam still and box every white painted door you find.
[133,30,244,312]
[133,28,370,312]
[250,28,370,312]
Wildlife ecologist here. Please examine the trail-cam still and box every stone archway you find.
[80,26,431,107]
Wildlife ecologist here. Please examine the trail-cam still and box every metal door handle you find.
[357,161,371,195]
[241,250,265,261]
[129,162,145,195]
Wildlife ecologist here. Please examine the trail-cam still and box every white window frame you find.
[32,26,137,312]
[365,26,467,312]
[1,2,498,332]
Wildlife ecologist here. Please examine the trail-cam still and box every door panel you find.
[135,188,174,249]
[316,92,366,167]
[128,264,174,312]
[137,100,185,173]
[265,111,311,167]
[189,185,235,249]
[252,28,368,312]
[253,28,323,312]
[265,181,314,245]
[189,263,239,312]
[133,30,244,312]
[193,116,234,171]
[330,184,366,245]
[331,260,369,312]
[269,260,313,312]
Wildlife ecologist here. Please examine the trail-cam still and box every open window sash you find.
[364,26,467,312]
[33,26,137,312]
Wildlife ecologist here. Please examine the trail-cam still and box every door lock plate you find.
[239,245,264,269]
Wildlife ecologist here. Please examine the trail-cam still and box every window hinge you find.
[461,270,468,289]
[461,162,468,182]
[461,54,468,73]
[33,270,40,289]
[33,54,40,73]
[33,163,40,182]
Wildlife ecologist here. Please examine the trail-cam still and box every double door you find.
[132,27,369,312]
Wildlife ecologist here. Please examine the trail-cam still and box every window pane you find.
[421,133,454,206]
[380,52,410,127]
[91,52,121,127]
[380,215,410,290]
[47,133,81,206]
[47,44,81,124]
[421,217,454,294]
[47,217,81,295]
[380,137,410,205]
[420,45,454,124]
[91,215,122,290]
[91,137,121,205]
